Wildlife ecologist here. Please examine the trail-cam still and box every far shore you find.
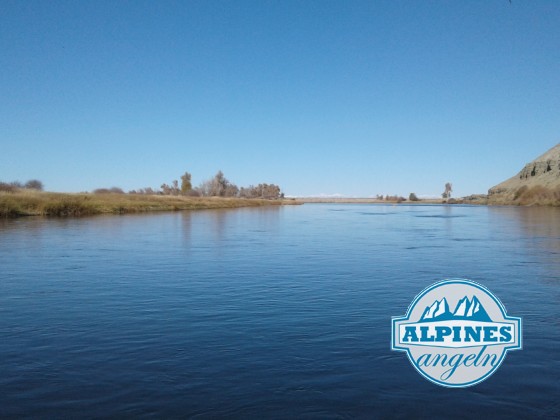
[0,190,298,218]
[294,192,560,207]
[292,197,483,205]
[3,190,559,219]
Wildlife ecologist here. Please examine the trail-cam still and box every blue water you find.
[0,204,559,418]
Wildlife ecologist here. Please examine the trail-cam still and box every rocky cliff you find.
[488,143,560,204]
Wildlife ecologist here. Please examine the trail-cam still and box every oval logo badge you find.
[391,279,522,387]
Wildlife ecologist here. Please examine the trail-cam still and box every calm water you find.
[0,204,559,418]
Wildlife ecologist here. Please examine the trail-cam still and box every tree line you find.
[0,179,44,192]
[127,170,284,199]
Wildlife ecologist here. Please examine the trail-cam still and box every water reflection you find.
[489,206,560,252]
[514,206,560,238]
[180,211,192,247]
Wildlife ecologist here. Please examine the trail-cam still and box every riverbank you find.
[294,194,560,206]
[294,197,449,204]
[487,186,560,206]
[0,191,297,218]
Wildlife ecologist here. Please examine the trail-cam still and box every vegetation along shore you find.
[0,170,295,218]
[0,190,295,218]
[3,142,560,219]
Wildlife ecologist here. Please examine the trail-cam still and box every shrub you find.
[185,189,201,197]
[93,187,124,194]
[385,195,406,202]
[25,179,43,190]
[0,182,17,193]
[130,187,157,195]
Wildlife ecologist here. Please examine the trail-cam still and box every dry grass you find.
[488,186,560,206]
[0,190,294,218]
[514,185,560,206]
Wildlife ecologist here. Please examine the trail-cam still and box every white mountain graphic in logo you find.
[420,296,491,322]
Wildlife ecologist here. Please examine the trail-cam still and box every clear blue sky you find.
[1,0,559,197]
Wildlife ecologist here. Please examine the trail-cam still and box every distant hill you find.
[488,143,560,205]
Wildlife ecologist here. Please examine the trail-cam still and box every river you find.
[1,204,558,418]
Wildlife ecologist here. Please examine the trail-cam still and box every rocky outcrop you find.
[488,143,560,203]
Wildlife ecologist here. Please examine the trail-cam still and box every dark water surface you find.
[1,204,559,418]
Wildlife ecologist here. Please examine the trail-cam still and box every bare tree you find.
[161,183,172,195]
[197,179,212,197]
[239,183,282,199]
[224,183,239,197]
[161,180,180,195]
[199,171,238,197]
[442,182,453,200]
[211,171,228,196]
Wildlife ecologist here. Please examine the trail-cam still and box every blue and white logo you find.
[391,279,522,387]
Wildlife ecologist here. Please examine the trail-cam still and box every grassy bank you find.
[0,191,296,218]
[488,186,560,206]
